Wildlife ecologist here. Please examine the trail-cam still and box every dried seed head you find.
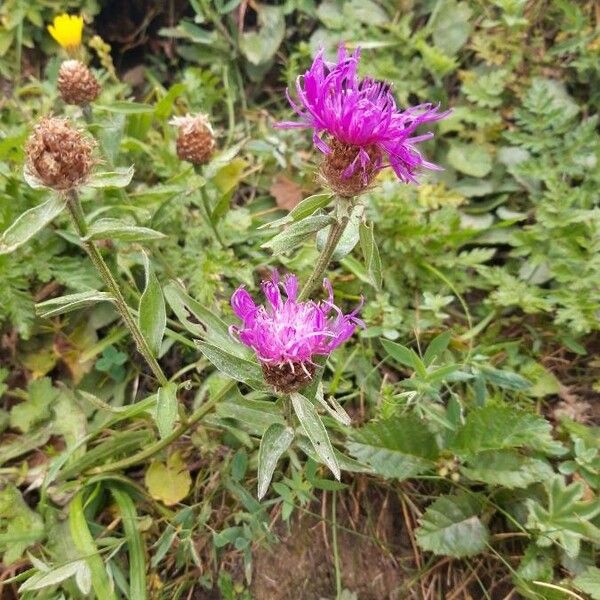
[170,114,216,165]
[57,60,101,105]
[320,139,381,198]
[261,361,317,394]
[25,117,96,191]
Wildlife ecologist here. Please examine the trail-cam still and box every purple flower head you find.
[230,272,363,392]
[276,44,450,195]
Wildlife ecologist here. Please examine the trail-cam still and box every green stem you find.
[298,210,350,301]
[65,191,169,387]
[88,381,234,474]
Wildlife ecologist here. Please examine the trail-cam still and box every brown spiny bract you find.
[320,139,381,198]
[170,114,216,165]
[57,60,101,106]
[261,361,316,394]
[25,117,96,191]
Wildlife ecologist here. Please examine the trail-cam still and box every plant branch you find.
[65,190,169,387]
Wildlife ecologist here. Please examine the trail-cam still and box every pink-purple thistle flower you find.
[230,272,363,393]
[276,45,450,197]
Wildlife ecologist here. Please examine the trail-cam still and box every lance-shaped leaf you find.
[84,218,166,242]
[36,290,114,318]
[257,423,294,499]
[262,215,333,255]
[197,342,266,390]
[138,254,166,356]
[290,392,340,480]
[155,383,178,439]
[0,195,65,254]
[359,221,382,290]
[86,166,134,189]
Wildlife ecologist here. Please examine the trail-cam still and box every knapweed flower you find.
[230,272,363,393]
[170,114,216,165]
[25,117,96,191]
[57,60,100,105]
[48,14,84,51]
[276,45,449,197]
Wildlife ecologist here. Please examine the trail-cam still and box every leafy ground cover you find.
[0,0,599,598]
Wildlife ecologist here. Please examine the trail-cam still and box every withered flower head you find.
[25,117,96,191]
[57,60,101,106]
[170,113,216,166]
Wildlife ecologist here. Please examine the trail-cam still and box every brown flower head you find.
[170,113,216,165]
[319,139,381,198]
[57,60,101,105]
[25,117,96,191]
[261,361,317,394]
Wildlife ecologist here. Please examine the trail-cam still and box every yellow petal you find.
[47,13,83,50]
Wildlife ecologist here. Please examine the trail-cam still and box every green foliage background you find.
[0,0,599,598]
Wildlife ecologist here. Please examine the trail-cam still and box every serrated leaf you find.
[526,476,600,558]
[290,392,340,480]
[84,218,166,242]
[139,255,166,356]
[574,566,600,599]
[0,195,65,254]
[145,452,191,506]
[198,342,265,389]
[35,290,114,318]
[86,166,134,189]
[416,493,489,558]
[451,404,565,457]
[257,423,294,499]
[461,450,554,488]
[347,415,438,480]
[155,383,178,439]
[262,215,334,255]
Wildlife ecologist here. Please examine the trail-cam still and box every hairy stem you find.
[298,211,350,301]
[65,190,168,387]
[88,381,234,474]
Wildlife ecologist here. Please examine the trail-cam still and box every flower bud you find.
[25,117,95,191]
[261,361,317,394]
[320,140,381,198]
[57,60,101,106]
[170,114,216,165]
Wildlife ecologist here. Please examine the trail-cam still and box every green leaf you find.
[239,5,285,65]
[526,476,600,558]
[460,450,554,488]
[260,193,334,230]
[163,282,241,354]
[18,560,86,592]
[84,218,166,242]
[109,486,147,600]
[86,166,134,189]
[451,404,565,457]
[215,396,284,435]
[35,290,113,318]
[423,331,452,366]
[145,452,192,506]
[430,0,473,55]
[257,423,294,499]
[262,215,334,255]
[138,256,166,356]
[0,195,65,254]
[359,221,382,290]
[381,339,427,376]
[574,566,600,599]
[416,493,489,558]
[69,491,117,600]
[347,415,438,480]
[447,142,492,177]
[0,485,45,564]
[290,392,340,480]
[155,383,178,439]
[10,377,60,433]
[478,365,530,390]
[95,101,154,114]
[198,342,265,389]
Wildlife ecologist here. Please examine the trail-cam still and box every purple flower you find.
[276,45,449,195]
[230,272,363,392]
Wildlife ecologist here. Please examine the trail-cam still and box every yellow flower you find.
[47,14,84,50]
